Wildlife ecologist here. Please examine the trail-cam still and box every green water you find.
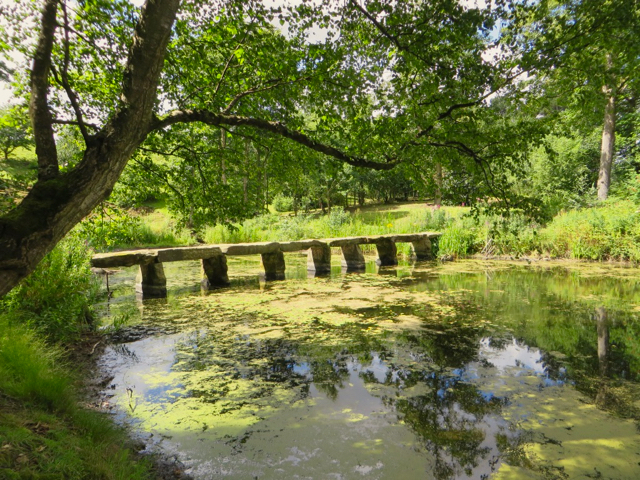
[97,255,640,479]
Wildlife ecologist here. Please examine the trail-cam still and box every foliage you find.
[416,208,449,232]
[0,106,32,162]
[526,132,600,216]
[1,234,99,341]
[272,193,294,213]
[541,200,640,261]
[437,221,479,259]
[76,202,192,251]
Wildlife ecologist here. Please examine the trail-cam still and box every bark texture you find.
[597,54,616,201]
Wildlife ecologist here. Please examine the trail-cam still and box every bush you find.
[541,200,640,261]
[482,213,541,257]
[417,207,449,231]
[326,207,351,235]
[2,234,99,341]
[272,193,294,212]
[77,203,147,250]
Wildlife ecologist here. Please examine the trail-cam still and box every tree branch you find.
[151,110,400,170]
[59,1,90,142]
[222,76,311,115]
[51,118,100,131]
[30,0,59,181]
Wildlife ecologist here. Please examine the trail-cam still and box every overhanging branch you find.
[151,109,400,170]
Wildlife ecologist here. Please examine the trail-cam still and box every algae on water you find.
[96,257,640,479]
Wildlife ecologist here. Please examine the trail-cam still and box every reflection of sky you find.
[461,337,567,393]
[479,337,546,375]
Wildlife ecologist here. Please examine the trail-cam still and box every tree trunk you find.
[243,138,249,204]
[0,0,180,297]
[597,54,616,201]
[263,156,269,211]
[434,162,443,206]
[220,128,227,186]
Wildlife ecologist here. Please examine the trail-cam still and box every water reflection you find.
[97,260,640,479]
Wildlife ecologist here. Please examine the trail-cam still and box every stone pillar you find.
[135,262,167,299]
[410,237,433,260]
[307,244,331,274]
[261,250,286,280]
[340,244,365,271]
[374,238,398,266]
[201,255,230,289]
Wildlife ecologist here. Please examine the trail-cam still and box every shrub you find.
[326,207,351,235]
[541,200,640,261]
[2,234,99,341]
[417,207,449,231]
[272,193,294,212]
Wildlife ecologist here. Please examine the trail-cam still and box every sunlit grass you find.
[0,314,154,479]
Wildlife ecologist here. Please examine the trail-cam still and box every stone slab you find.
[157,246,223,263]
[92,250,158,268]
[279,239,328,252]
[135,263,167,299]
[261,251,286,280]
[201,255,230,288]
[326,237,369,247]
[219,242,282,255]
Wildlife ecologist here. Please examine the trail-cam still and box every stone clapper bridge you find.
[91,232,442,298]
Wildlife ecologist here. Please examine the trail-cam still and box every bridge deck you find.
[91,232,441,298]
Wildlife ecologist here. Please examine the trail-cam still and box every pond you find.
[95,254,640,479]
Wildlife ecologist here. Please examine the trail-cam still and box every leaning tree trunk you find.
[597,55,616,201]
[0,0,180,297]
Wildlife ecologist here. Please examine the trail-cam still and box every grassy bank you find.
[0,236,160,479]
[436,199,640,262]
[90,198,640,263]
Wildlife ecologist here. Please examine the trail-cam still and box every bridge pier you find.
[261,251,286,280]
[201,255,230,289]
[340,244,366,271]
[135,263,167,299]
[307,244,331,274]
[374,238,398,266]
[410,237,433,260]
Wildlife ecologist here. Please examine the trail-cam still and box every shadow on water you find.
[95,258,640,479]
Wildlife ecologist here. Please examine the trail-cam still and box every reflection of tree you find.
[395,370,503,479]
[596,306,609,377]
[361,325,511,480]
[595,306,611,409]
[308,358,350,401]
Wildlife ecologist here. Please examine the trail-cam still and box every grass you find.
[106,197,640,263]
[0,314,154,479]
[0,233,161,479]
[200,202,460,256]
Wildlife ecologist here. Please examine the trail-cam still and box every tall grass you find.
[132,199,640,262]
[0,314,153,479]
[2,234,100,341]
[203,205,452,243]
[0,230,157,479]
[541,200,640,261]
[200,205,454,257]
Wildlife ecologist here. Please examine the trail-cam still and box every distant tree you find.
[0,107,32,161]
[513,0,640,201]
